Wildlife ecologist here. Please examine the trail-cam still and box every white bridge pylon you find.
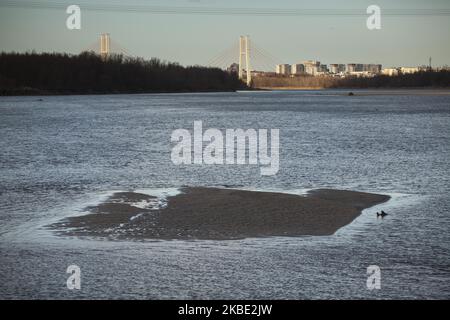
[100,33,111,59]
[207,35,280,86]
[239,35,251,86]
[82,33,133,58]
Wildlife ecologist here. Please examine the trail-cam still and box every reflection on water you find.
[0,91,449,299]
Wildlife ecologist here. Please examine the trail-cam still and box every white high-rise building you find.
[381,68,399,76]
[303,60,320,75]
[291,64,305,75]
[276,64,291,75]
[400,67,420,74]
[330,64,346,74]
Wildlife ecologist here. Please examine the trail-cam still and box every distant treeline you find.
[253,75,338,89]
[253,71,450,89]
[0,52,245,95]
[336,71,450,88]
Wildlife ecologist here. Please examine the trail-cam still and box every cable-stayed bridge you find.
[207,36,280,85]
[83,34,279,86]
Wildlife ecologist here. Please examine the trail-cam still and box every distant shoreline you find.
[0,87,239,97]
[2,53,450,97]
[2,87,450,97]
[0,52,245,97]
[255,87,450,95]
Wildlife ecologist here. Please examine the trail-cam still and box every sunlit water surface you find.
[0,91,449,299]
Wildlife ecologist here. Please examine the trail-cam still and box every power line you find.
[2,1,450,16]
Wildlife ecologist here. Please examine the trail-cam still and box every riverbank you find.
[0,87,239,96]
[0,52,245,96]
[252,71,450,91]
[50,187,390,240]
[254,88,450,95]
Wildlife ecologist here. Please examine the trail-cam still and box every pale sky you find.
[0,0,449,69]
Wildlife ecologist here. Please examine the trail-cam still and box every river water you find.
[0,90,449,299]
